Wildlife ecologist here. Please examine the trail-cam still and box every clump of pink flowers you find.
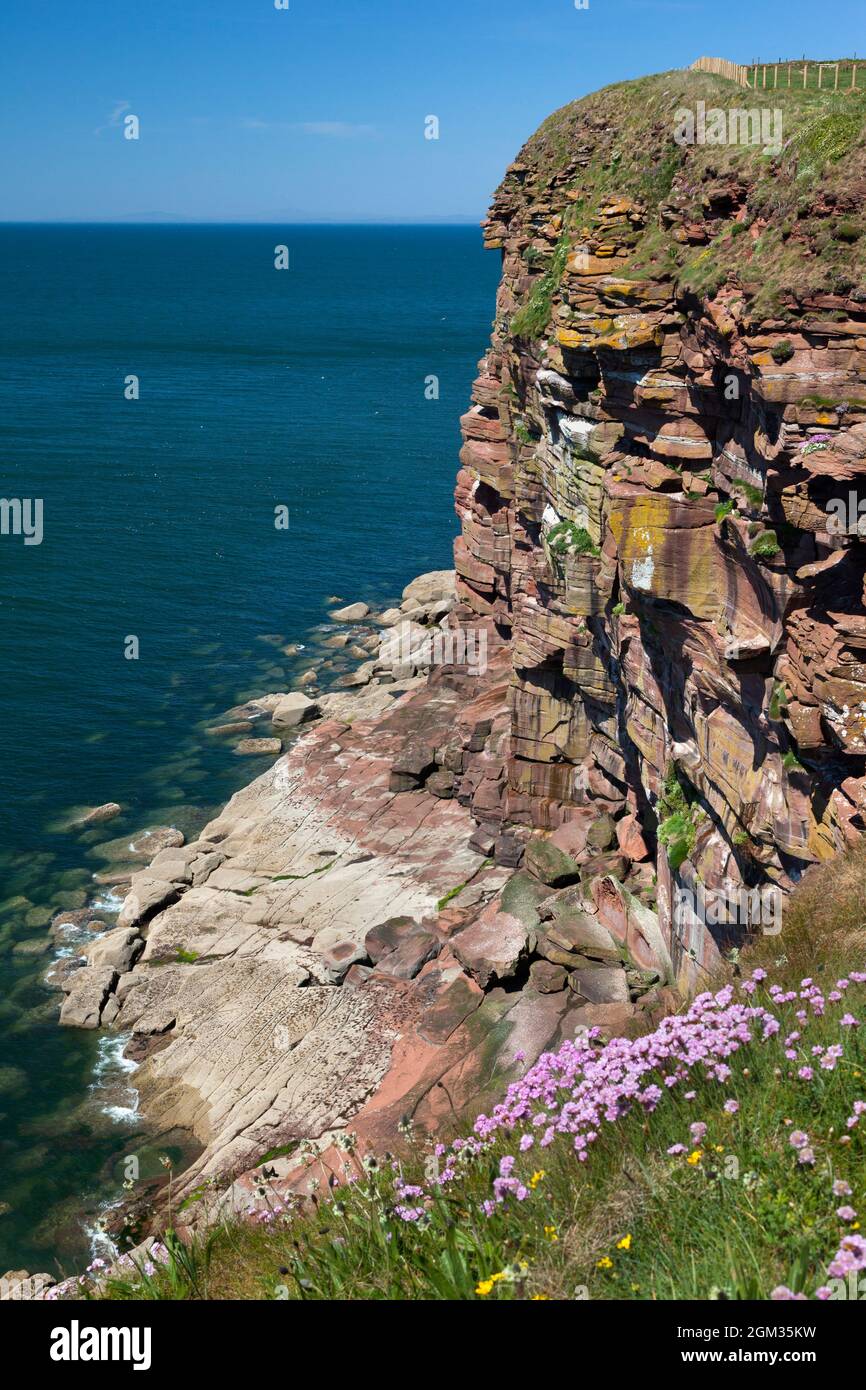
[393,963,866,1299]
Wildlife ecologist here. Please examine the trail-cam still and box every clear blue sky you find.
[1,0,863,222]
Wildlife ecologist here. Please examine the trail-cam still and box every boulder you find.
[389,741,436,792]
[364,916,418,963]
[524,836,582,887]
[85,927,143,974]
[311,925,370,982]
[401,570,456,608]
[586,813,618,853]
[330,602,370,622]
[616,813,650,862]
[568,964,630,1004]
[271,693,319,729]
[541,903,622,962]
[69,803,122,829]
[373,925,441,981]
[117,876,179,931]
[59,968,117,1029]
[528,959,568,993]
[234,738,283,756]
[452,900,531,988]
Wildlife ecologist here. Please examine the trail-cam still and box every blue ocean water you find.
[0,224,498,1274]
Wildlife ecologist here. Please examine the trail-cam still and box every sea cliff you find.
[13,63,866,1294]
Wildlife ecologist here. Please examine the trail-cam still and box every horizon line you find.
[0,218,485,228]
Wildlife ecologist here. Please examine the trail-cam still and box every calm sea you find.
[0,223,498,1274]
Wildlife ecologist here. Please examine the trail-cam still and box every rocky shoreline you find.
[4,562,677,1299]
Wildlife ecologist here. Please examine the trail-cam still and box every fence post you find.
[803,62,808,87]
[818,63,823,88]
[835,62,840,90]
[854,64,858,90]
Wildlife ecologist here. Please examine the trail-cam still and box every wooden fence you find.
[691,55,860,91]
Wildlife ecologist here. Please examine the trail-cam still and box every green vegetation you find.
[783,750,807,775]
[544,522,600,584]
[714,499,735,522]
[437,879,472,912]
[749,530,781,558]
[511,235,570,339]
[771,340,795,364]
[769,681,789,722]
[656,765,705,872]
[513,420,535,445]
[739,482,765,510]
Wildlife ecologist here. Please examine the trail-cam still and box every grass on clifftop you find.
[90,845,866,1302]
[507,68,866,327]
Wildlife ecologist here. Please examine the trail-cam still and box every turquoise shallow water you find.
[0,223,498,1274]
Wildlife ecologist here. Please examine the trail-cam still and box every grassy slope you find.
[509,68,866,324]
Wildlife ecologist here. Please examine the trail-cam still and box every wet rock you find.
[207,720,254,737]
[68,803,122,830]
[234,738,283,757]
[330,602,370,622]
[91,827,184,864]
[59,968,117,1029]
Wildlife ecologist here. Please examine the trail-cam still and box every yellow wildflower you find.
[544,1225,559,1242]
[529,1170,546,1190]
[616,1234,632,1251]
[597,1256,613,1270]
[532,1294,550,1300]
[687,1149,703,1165]
[475,1271,507,1296]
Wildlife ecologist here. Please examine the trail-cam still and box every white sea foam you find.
[89,1033,140,1125]
[90,887,125,913]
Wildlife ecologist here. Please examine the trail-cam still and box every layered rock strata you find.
[453,71,866,989]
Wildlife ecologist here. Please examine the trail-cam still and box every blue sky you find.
[1,0,863,221]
